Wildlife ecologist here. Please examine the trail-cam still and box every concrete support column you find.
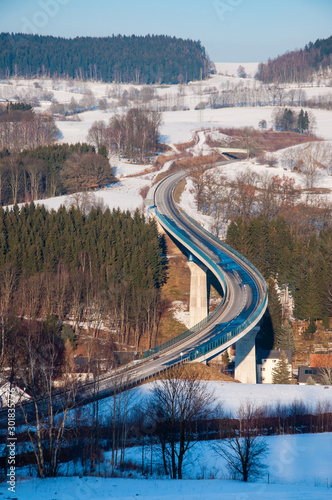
[187,260,208,328]
[234,326,260,384]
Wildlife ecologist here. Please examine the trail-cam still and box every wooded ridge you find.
[0,33,212,84]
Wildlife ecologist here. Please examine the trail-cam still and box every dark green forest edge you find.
[0,204,166,357]
[0,33,212,83]
[226,215,331,316]
[256,35,332,83]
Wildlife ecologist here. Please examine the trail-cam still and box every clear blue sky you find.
[0,0,331,62]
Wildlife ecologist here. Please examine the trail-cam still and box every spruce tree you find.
[297,109,305,133]
[303,111,309,132]
[276,322,296,355]
[267,277,282,341]
[272,350,292,384]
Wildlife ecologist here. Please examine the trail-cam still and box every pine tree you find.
[272,350,292,384]
[275,322,296,355]
[295,267,322,320]
[303,111,309,132]
[297,109,305,133]
[304,318,316,340]
[267,277,282,339]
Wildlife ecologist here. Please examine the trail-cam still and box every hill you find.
[256,35,332,83]
[0,33,212,84]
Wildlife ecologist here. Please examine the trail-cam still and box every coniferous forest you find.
[0,204,166,351]
[0,33,212,83]
[226,215,332,323]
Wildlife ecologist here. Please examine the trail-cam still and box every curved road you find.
[147,169,267,363]
[0,168,267,426]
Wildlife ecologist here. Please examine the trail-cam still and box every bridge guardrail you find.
[180,209,267,292]
[143,206,268,361]
[188,291,268,361]
[143,209,227,359]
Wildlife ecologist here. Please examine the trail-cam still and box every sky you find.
[0,0,331,63]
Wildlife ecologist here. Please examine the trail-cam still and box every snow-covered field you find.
[123,433,332,484]
[2,433,332,499]
[75,382,332,423]
[1,62,332,217]
[2,476,331,500]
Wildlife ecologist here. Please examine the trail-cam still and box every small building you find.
[298,366,320,385]
[257,349,292,384]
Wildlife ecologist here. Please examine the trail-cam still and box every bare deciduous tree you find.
[213,403,269,482]
[23,158,45,201]
[108,108,162,162]
[61,153,113,193]
[15,323,78,478]
[146,365,218,479]
[297,142,331,189]
[86,120,108,150]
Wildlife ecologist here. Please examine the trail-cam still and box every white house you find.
[257,349,292,384]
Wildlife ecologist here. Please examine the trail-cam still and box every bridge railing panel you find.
[143,210,228,359]
[143,208,267,360]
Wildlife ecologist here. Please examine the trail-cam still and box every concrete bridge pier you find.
[187,258,208,328]
[234,325,260,383]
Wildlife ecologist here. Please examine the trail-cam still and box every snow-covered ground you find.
[2,62,332,146]
[1,64,332,217]
[170,300,190,328]
[123,433,332,484]
[26,178,148,214]
[2,433,332,499]
[2,476,331,500]
[215,62,259,78]
[79,381,332,421]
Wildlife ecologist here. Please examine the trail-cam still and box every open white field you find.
[3,65,331,238]
[2,475,331,500]
[79,381,332,422]
[2,433,332,499]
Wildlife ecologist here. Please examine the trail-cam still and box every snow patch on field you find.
[170,300,189,328]
[214,62,259,78]
[8,178,147,214]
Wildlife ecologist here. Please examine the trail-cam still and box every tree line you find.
[0,104,59,152]
[0,204,166,359]
[87,108,162,162]
[207,80,332,113]
[0,33,212,84]
[209,82,308,109]
[0,142,114,205]
[255,35,332,83]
